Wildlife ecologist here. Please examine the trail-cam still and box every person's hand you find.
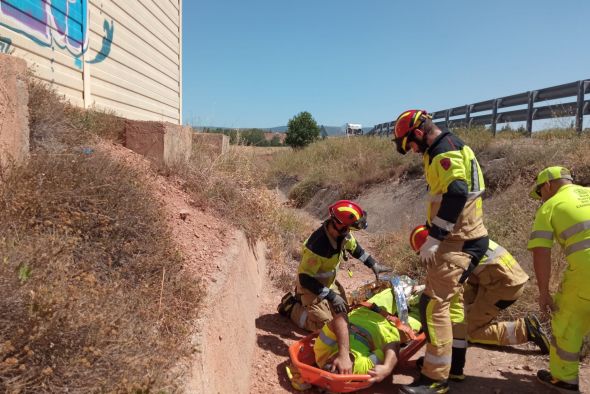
[331,352,353,375]
[538,292,555,316]
[368,364,390,383]
[419,236,441,264]
[326,291,348,315]
[371,262,393,280]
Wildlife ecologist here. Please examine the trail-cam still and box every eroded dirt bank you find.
[186,232,266,394]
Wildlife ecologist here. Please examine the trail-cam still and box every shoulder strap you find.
[358,301,417,341]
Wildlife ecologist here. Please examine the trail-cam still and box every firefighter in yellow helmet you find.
[528,166,590,393]
[393,110,489,394]
[410,226,549,353]
[277,200,392,333]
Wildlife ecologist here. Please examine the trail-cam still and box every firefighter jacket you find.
[296,222,368,296]
[471,240,529,289]
[423,131,487,242]
[313,288,422,375]
[528,184,590,286]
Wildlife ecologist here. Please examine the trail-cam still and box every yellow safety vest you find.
[313,288,421,374]
[528,184,590,283]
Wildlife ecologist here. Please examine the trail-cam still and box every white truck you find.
[345,123,363,136]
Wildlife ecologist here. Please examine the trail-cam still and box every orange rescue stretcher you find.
[288,319,426,393]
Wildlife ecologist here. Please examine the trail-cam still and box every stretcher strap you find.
[358,301,417,341]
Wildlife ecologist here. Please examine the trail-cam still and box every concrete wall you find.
[193,133,229,156]
[124,120,191,166]
[0,53,29,170]
[0,0,182,124]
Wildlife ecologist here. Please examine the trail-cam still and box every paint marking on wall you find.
[0,0,113,67]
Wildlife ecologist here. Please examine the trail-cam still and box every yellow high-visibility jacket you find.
[313,288,422,374]
[423,131,487,242]
[528,184,590,287]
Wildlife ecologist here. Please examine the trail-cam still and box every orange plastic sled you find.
[288,331,426,393]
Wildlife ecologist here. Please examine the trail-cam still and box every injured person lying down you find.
[312,286,423,382]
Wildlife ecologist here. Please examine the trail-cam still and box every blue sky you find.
[182,1,589,129]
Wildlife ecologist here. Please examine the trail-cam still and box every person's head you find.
[327,200,367,236]
[392,109,440,155]
[409,224,429,253]
[530,166,573,202]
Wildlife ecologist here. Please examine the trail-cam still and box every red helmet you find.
[393,110,431,154]
[328,200,367,230]
[409,225,429,252]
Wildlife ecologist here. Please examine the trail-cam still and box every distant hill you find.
[196,125,373,136]
[268,125,373,136]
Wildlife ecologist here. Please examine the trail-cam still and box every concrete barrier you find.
[0,54,30,171]
[193,133,229,156]
[124,120,192,166]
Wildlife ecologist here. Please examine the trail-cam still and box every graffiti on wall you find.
[0,0,114,67]
[0,35,13,53]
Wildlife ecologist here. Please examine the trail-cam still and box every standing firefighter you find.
[410,226,549,353]
[393,110,489,394]
[277,200,392,332]
[528,166,590,393]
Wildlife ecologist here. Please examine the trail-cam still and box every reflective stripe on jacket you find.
[528,184,590,271]
[472,240,529,287]
[423,131,487,241]
[297,224,359,290]
[313,288,422,375]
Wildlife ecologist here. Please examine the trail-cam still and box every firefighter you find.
[528,166,590,393]
[410,225,550,353]
[393,110,489,394]
[277,200,392,332]
[313,287,422,381]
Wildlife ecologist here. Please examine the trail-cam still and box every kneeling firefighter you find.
[278,200,392,331]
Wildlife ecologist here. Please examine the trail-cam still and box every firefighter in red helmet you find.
[278,201,392,343]
[394,110,489,394]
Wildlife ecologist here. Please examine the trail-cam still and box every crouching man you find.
[278,200,391,331]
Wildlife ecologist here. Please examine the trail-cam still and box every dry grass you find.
[268,128,590,356]
[166,141,312,292]
[266,136,421,205]
[0,81,201,392]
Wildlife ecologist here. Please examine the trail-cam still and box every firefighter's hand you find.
[327,291,348,315]
[371,262,393,280]
[331,352,353,375]
[538,292,555,316]
[419,236,441,264]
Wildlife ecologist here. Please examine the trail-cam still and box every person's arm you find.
[429,179,468,240]
[532,247,555,315]
[368,342,399,383]
[347,236,392,278]
[328,313,352,374]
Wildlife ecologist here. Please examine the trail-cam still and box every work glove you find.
[326,290,348,315]
[371,262,393,281]
[419,236,441,264]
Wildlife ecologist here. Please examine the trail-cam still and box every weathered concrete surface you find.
[124,120,192,166]
[0,54,30,170]
[193,132,229,156]
[186,231,266,394]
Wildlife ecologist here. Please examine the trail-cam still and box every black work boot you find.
[525,315,550,355]
[537,369,580,393]
[277,292,298,318]
[449,346,466,382]
[400,373,449,394]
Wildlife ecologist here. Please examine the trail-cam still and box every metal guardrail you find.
[368,79,590,136]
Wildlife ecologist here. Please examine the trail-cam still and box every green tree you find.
[239,128,268,146]
[285,111,320,148]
